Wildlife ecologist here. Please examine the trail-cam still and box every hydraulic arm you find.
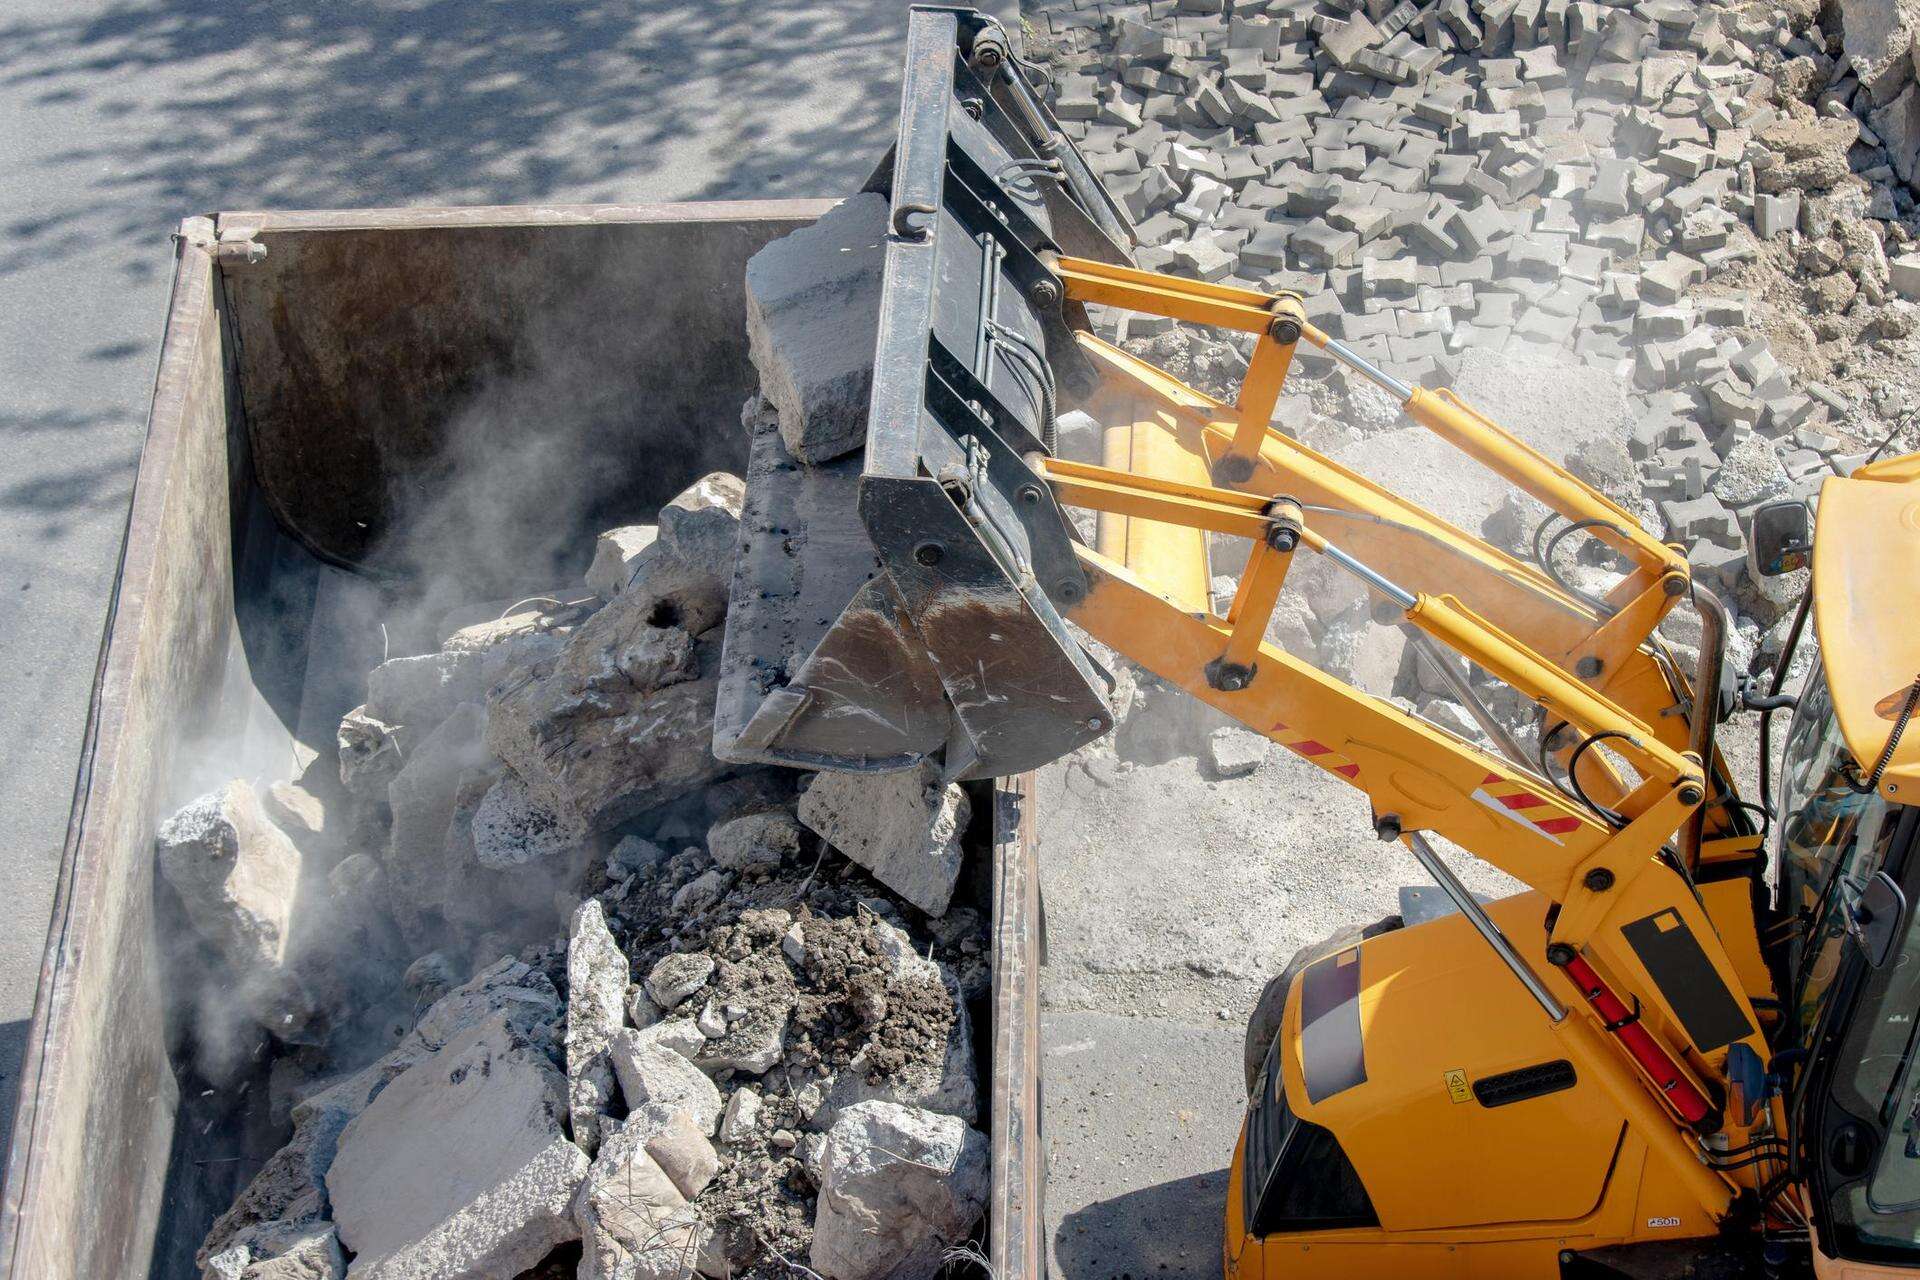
[1037,260,1772,1221]
[712,4,1785,1240]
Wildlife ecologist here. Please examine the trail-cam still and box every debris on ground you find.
[1018,0,1892,762]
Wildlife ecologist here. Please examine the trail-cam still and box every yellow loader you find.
[719,8,1920,1275]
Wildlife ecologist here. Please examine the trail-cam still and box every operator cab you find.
[1772,456,1920,1267]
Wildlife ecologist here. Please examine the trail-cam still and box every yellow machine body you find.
[1015,261,1920,1277]
[1220,886,1777,1280]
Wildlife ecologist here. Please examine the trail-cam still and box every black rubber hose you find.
[989,320,1057,452]
[1566,729,1635,829]
[1536,516,1626,617]
[1757,590,1812,819]
[1848,674,1920,795]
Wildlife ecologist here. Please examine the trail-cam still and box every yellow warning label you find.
[1444,1069,1472,1104]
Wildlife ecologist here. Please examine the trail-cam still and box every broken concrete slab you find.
[327,1015,590,1280]
[157,779,302,975]
[657,471,747,572]
[486,576,730,834]
[797,764,971,917]
[573,1121,718,1280]
[585,524,660,599]
[568,900,629,1157]
[156,780,318,1040]
[608,1030,725,1135]
[383,703,494,942]
[1840,0,1920,106]
[745,193,887,465]
[469,770,583,870]
[707,810,804,872]
[811,1101,989,1280]
[202,1220,346,1280]
[364,651,486,733]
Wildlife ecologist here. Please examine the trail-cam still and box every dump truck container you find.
[0,201,1045,1280]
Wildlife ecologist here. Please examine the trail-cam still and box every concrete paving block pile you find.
[1026,0,1920,694]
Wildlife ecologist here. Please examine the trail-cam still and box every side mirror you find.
[1847,871,1908,970]
[1749,500,1812,578]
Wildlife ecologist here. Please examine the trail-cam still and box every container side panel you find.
[221,214,821,577]
[990,773,1044,1280]
[1,242,239,1280]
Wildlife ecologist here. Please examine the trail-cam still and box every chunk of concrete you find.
[707,810,804,871]
[383,703,494,942]
[327,1015,590,1280]
[1840,0,1920,106]
[568,900,629,1157]
[658,472,746,573]
[203,1221,346,1280]
[1206,725,1271,779]
[798,764,970,916]
[718,1088,762,1145]
[645,952,715,1010]
[670,867,732,917]
[1756,116,1860,193]
[745,194,887,464]
[695,994,789,1077]
[470,771,583,870]
[573,1122,718,1280]
[336,706,412,800]
[607,1030,724,1135]
[365,650,485,732]
[585,524,659,599]
[486,542,731,834]
[156,780,317,1039]
[157,779,302,974]
[196,1099,353,1279]
[812,1101,989,1280]
[1711,435,1792,509]
[644,1109,720,1200]
[207,950,567,1274]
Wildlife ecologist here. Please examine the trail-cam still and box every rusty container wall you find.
[0,199,1039,1280]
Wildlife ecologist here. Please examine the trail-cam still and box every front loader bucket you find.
[714,4,1137,780]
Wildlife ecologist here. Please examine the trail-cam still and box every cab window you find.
[1243,1036,1377,1236]
[1779,669,1901,1048]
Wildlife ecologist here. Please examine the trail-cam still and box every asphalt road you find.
[0,0,987,1167]
[1042,1009,1245,1280]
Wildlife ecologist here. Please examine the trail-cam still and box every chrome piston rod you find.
[1405,831,1566,1023]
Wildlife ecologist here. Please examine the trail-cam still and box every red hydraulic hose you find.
[1561,953,1718,1131]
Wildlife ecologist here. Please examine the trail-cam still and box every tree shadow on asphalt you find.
[1055,1169,1231,1279]
[0,0,925,278]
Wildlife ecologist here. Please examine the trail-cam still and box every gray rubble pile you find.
[1023,0,1909,754]
[163,450,990,1275]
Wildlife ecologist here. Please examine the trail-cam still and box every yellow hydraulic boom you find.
[1038,257,1779,1232]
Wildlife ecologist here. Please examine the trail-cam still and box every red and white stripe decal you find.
[1471,772,1584,845]
[1269,720,1360,779]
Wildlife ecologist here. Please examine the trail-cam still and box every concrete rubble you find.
[744,193,890,465]
[327,1016,591,1279]
[811,1101,990,1280]
[174,455,989,1277]
[796,765,971,917]
[1022,0,1920,759]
